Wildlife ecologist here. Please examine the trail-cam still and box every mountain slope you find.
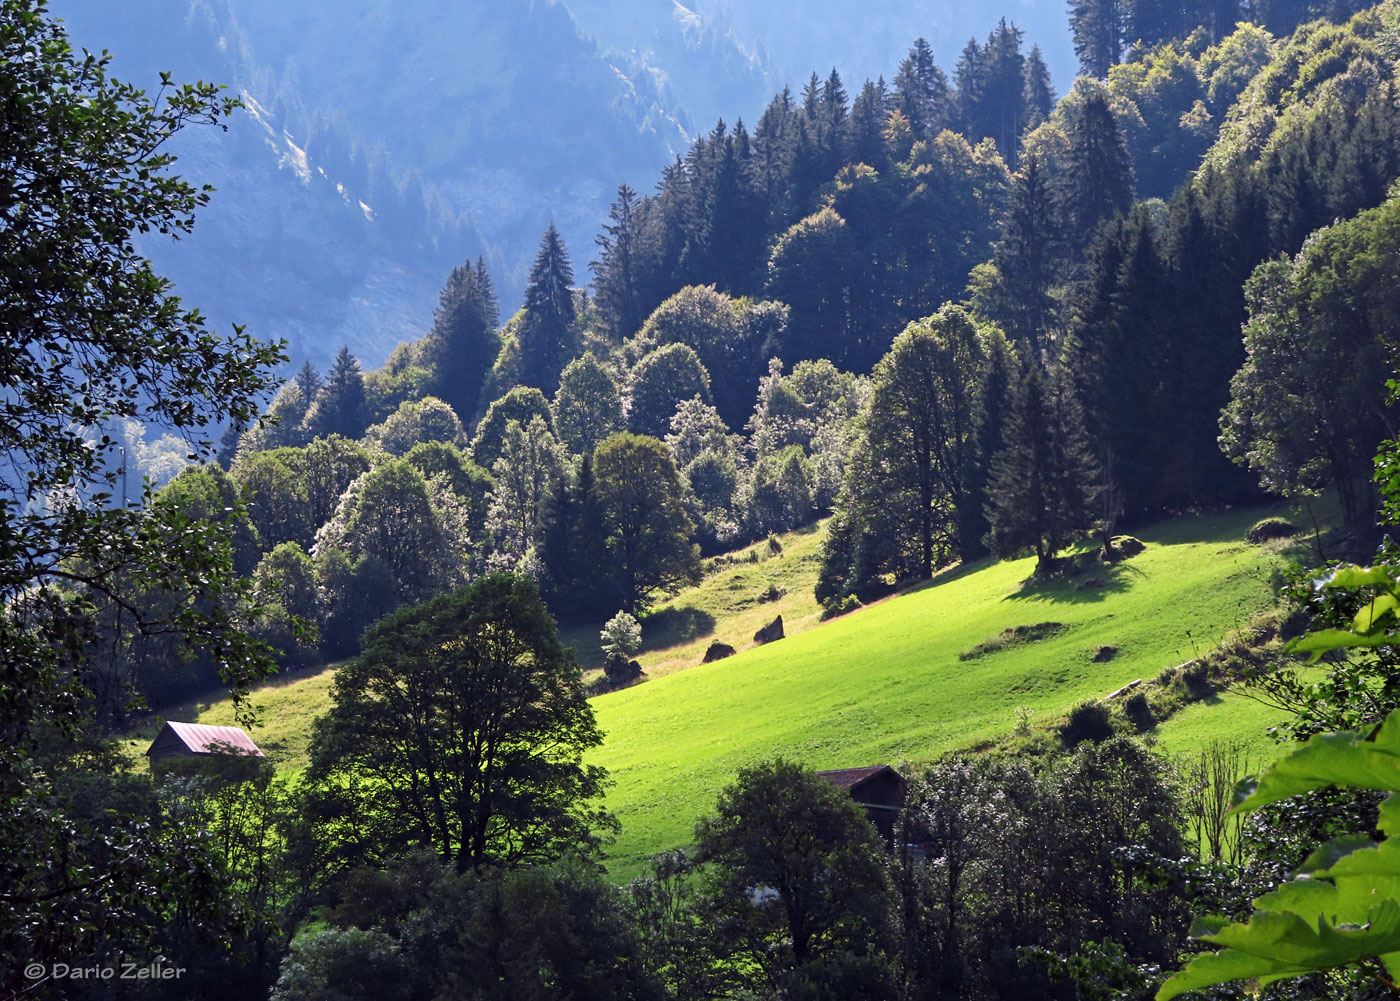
[140,505,1295,877]
[590,506,1286,876]
[54,0,695,367]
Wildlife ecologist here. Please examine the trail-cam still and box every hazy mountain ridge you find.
[53,0,1075,373]
[56,0,699,368]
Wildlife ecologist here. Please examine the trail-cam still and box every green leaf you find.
[1328,566,1400,589]
[1156,945,1313,1000]
[1378,792,1400,838]
[1297,834,1380,875]
[1289,629,1393,656]
[1189,914,1233,937]
[1232,728,1400,816]
[1158,901,1400,1000]
[1354,592,1400,633]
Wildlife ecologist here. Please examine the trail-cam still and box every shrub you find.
[820,594,860,620]
[1247,517,1298,544]
[600,610,642,658]
[1181,661,1215,698]
[602,652,643,687]
[1060,700,1115,747]
[1123,692,1153,732]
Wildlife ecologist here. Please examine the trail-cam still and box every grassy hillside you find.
[590,506,1289,878]
[122,504,1305,881]
[122,521,835,769]
[1152,688,1291,762]
[560,523,828,679]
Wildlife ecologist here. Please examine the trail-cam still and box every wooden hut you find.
[816,764,906,845]
[146,721,264,764]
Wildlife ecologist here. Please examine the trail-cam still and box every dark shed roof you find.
[816,764,899,792]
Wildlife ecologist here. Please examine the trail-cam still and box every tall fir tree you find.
[819,68,850,169]
[1122,0,1174,52]
[1069,0,1124,79]
[540,454,619,621]
[752,86,797,210]
[1057,93,1135,252]
[893,38,951,140]
[1022,46,1055,129]
[1069,206,1171,517]
[993,152,1061,353]
[986,357,1097,572]
[294,360,322,406]
[596,186,649,343]
[304,346,367,440]
[517,224,577,393]
[980,19,1028,164]
[849,78,891,169]
[422,256,500,424]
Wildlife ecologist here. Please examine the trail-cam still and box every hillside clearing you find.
[590,505,1288,878]
[120,504,1306,880]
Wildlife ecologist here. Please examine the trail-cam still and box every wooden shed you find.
[146,721,264,764]
[817,764,907,846]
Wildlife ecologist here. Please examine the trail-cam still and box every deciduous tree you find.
[306,575,611,873]
[693,759,898,999]
[593,433,700,612]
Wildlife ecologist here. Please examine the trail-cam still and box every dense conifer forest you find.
[7,0,1400,998]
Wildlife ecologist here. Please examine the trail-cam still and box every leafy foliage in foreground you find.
[1159,563,1400,999]
[0,1,287,989]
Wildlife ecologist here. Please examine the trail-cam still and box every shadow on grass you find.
[641,605,717,650]
[890,556,999,598]
[1004,558,1146,605]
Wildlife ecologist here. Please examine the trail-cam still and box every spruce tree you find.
[592,184,644,339]
[820,68,849,167]
[1069,206,1166,517]
[304,346,367,440]
[980,20,1028,163]
[1069,0,1124,79]
[1022,46,1055,129]
[753,87,797,207]
[294,360,322,406]
[1123,0,1174,52]
[1058,93,1135,251]
[540,453,619,621]
[893,38,950,140]
[986,357,1097,573]
[953,37,985,137]
[849,79,889,169]
[994,152,1061,353]
[422,257,500,423]
[517,224,577,393]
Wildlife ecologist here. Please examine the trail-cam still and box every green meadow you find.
[590,506,1288,877]
[125,504,1312,879]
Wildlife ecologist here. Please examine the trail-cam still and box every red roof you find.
[816,765,896,790]
[155,721,264,757]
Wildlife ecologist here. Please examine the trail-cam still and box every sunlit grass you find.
[123,503,1305,884]
[590,505,1290,878]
